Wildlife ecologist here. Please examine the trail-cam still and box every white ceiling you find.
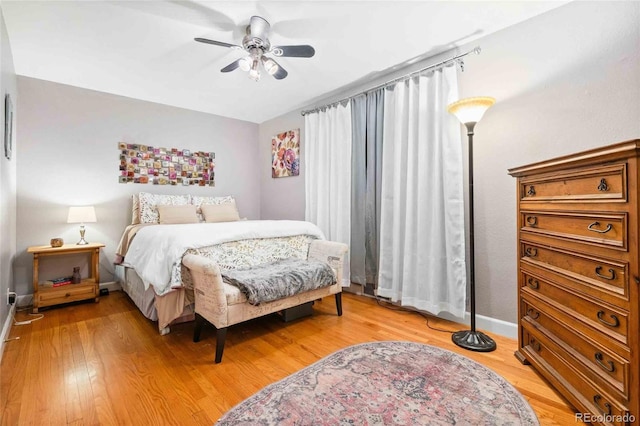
[2,1,568,124]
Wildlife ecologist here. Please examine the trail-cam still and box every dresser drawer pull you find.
[593,394,612,416]
[527,185,536,196]
[635,276,639,285]
[587,221,613,234]
[595,266,616,280]
[524,247,538,257]
[597,178,609,192]
[526,308,539,319]
[594,352,615,373]
[527,278,539,290]
[526,216,538,227]
[65,293,71,298]
[529,338,541,352]
[597,310,620,328]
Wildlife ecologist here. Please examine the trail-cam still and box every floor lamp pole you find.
[451,122,497,352]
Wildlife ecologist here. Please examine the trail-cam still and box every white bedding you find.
[124,220,325,295]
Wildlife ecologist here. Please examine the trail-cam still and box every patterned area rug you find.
[217,341,539,425]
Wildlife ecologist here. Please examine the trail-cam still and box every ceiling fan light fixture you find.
[238,57,251,72]
[248,58,261,81]
[262,57,278,75]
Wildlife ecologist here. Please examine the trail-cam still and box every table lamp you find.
[67,206,97,245]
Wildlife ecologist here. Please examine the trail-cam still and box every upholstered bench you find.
[182,240,348,363]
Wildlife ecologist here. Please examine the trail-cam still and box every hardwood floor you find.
[1,291,577,425]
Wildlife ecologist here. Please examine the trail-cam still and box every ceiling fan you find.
[195,16,315,82]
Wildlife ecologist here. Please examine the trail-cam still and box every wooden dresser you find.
[508,140,639,426]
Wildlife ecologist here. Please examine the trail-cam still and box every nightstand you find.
[27,242,105,313]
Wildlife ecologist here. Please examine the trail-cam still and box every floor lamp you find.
[447,96,497,352]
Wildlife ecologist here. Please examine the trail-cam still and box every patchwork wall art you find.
[118,142,215,186]
[271,128,300,178]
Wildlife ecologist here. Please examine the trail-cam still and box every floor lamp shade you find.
[67,206,97,245]
[447,97,495,126]
[447,96,497,352]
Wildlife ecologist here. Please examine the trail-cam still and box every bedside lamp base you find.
[77,225,89,245]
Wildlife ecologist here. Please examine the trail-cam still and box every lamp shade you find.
[67,206,97,224]
[447,97,495,125]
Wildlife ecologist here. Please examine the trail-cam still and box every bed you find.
[115,192,329,334]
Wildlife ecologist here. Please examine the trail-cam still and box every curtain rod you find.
[300,46,481,116]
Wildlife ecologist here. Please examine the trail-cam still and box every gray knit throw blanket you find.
[222,258,336,305]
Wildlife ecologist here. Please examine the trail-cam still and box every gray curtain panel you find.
[350,89,384,287]
[350,95,367,285]
[365,89,384,286]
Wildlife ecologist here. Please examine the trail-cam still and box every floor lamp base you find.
[452,330,497,352]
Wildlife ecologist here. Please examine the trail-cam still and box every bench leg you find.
[193,313,204,342]
[215,327,228,364]
[335,293,343,316]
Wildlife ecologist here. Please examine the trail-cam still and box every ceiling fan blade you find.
[194,37,241,49]
[220,58,242,73]
[249,15,271,40]
[271,45,315,58]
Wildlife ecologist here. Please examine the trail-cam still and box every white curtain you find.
[305,102,352,286]
[376,65,467,318]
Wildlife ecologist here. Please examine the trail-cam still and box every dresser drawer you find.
[520,211,627,250]
[521,271,629,346]
[519,163,627,203]
[521,242,628,299]
[522,300,630,400]
[522,326,630,426]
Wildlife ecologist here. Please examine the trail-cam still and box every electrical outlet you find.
[7,290,16,305]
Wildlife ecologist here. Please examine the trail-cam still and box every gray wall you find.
[259,1,640,324]
[15,77,259,297]
[259,110,305,220]
[0,9,18,343]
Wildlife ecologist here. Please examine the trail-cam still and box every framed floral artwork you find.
[271,128,300,178]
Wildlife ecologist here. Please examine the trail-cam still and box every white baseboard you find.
[100,281,122,292]
[0,303,17,363]
[437,311,518,340]
[344,287,517,339]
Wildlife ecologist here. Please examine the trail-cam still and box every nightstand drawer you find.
[518,163,626,203]
[38,283,97,307]
[520,211,626,250]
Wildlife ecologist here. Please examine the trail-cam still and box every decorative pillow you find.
[131,194,140,225]
[157,205,199,224]
[192,195,234,221]
[201,200,240,223]
[138,192,191,224]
